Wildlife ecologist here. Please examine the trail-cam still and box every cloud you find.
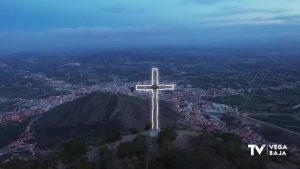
[1,24,300,53]
[272,14,300,23]
[101,5,132,14]
[182,0,225,4]
[195,5,287,19]
[0,26,179,52]
[195,18,284,26]
[100,5,148,14]
[49,26,172,38]
[192,5,297,26]
[219,7,286,16]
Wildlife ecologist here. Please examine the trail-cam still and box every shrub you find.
[105,128,121,143]
[117,135,148,158]
[157,129,177,145]
[117,141,132,159]
[63,138,87,157]
[132,135,148,156]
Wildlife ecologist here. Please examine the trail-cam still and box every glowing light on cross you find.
[136,68,175,137]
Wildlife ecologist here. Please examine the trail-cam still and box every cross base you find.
[150,130,160,138]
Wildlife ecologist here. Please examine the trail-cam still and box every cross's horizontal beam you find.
[136,85,153,90]
[157,85,175,90]
[136,84,175,91]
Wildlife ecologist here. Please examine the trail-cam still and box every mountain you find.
[33,92,179,147]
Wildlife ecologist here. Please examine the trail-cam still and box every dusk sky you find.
[1,0,300,52]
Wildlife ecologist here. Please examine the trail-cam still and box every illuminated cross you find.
[136,68,175,137]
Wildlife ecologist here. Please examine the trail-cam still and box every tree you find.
[98,146,115,169]
[4,159,29,169]
[132,134,148,156]
[116,135,148,159]
[157,129,177,145]
[77,159,95,169]
[117,141,132,159]
[144,124,151,131]
[105,128,121,143]
[63,138,87,157]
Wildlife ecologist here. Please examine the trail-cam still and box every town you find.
[0,69,299,162]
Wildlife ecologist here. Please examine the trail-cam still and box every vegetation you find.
[206,88,300,133]
[3,131,297,169]
[144,123,151,131]
[2,159,30,169]
[152,133,268,169]
[250,114,300,132]
[117,134,148,158]
[104,128,121,143]
[157,129,178,145]
[0,100,16,112]
[0,121,28,148]
[67,158,95,169]
[63,138,87,157]
[99,146,115,169]
[100,132,273,169]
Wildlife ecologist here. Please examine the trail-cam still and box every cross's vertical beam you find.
[152,68,158,85]
[152,89,159,131]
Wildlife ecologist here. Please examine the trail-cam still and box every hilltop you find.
[32,92,179,147]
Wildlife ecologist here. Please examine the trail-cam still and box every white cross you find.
[136,68,175,135]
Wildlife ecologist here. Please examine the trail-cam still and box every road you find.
[241,114,300,137]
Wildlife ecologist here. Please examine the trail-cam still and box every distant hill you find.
[33,92,179,147]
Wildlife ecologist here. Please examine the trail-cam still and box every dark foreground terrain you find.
[2,130,300,169]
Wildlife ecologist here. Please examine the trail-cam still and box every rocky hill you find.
[33,92,179,147]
